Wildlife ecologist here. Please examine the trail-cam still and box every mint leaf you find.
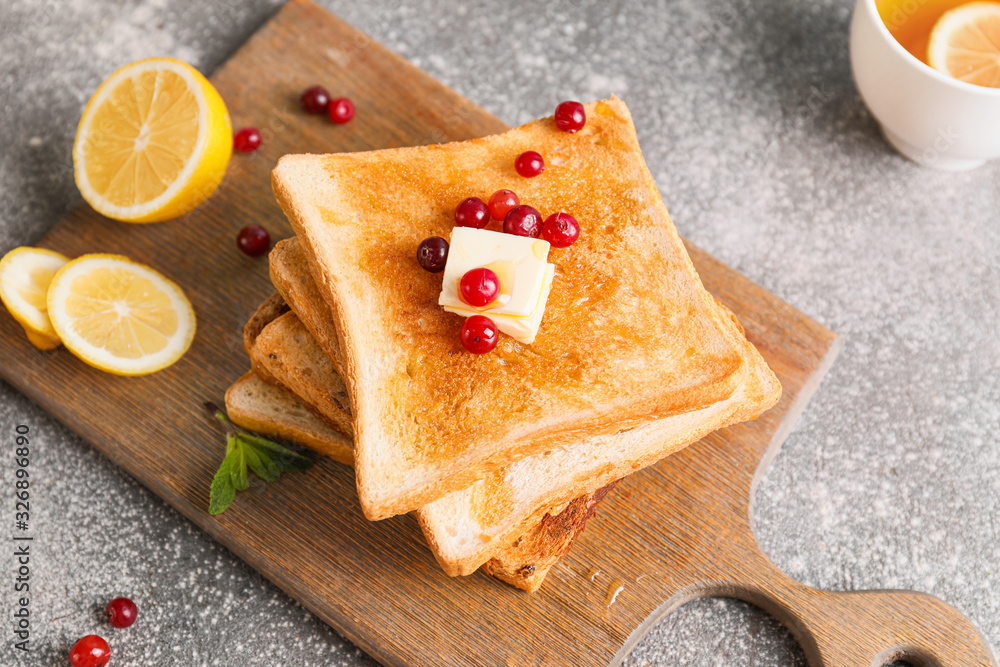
[206,403,314,515]
[209,451,238,515]
[243,442,281,482]
[241,433,314,473]
[233,441,250,491]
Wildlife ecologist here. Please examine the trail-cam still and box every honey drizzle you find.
[605,578,625,607]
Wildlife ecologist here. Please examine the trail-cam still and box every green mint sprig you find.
[204,402,313,515]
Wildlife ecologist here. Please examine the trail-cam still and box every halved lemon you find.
[47,255,196,375]
[928,2,1000,88]
[73,57,232,223]
[0,247,70,350]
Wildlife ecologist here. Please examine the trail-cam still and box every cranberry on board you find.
[237,224,271,257]
[554,101,586,132]
[69,635,111,667]
[460,315,499,354]
[233,127,261,153]
[488,189,519,220]
[454,197,490,229]
[328,98,355,124]
[459,268,500,307]
[514,150,544,177]
[541,212,580,247]
[106,596,138,629]
[503,205,543,238]
[300,85,330,114]
[417,237,449,273]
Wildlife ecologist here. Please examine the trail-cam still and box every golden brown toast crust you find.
[271,96,749,519]
[481,481,618,593]
[243,294,352,437]
[249,312,353,438]
[269,239,346,377]
[225,372,354,465]
[243,292,290,358]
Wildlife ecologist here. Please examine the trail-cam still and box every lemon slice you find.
[47,255,196,375]
[24,329,62,351]
[0,247,70,350]
[928,2,1000,87]
[73,57,232,223]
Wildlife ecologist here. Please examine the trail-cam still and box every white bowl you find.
[849,0,1000,171]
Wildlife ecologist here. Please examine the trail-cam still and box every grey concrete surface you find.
[1,0,997,665]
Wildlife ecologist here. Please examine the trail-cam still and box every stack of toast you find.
[225,96,781,592]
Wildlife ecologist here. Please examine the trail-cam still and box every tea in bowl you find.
[850,0,1000,170]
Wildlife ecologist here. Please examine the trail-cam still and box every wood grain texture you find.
[0,2,993,665]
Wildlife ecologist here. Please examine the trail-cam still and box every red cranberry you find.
[554,101,586,132]
[417,237,449,272]
[460,315,498,354]
[541,212,580,247]
[69,635,110,667]
[514,151,544,177]
[503,205,543,237]
[300,86,331,114]
[454,197,490,229]
[106,596,138,629]
[488,189,519,220]
[459,268,500,307]
[233,127,262,153]
[237,224,271,257]
[329,98,355,124]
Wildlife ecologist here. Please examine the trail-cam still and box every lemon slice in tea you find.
[928,2,1000,87]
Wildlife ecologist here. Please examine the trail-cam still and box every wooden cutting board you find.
[2,2,994,665]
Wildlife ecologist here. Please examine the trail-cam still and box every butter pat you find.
[440,228,550,318]
[439,227,555,344]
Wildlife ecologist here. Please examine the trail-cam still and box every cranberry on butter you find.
[459,267,500,307]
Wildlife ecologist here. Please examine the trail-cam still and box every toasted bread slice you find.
[249,311,353,438]
[243,292,290,358]
[268,241,346,377]
[226,372,354,465]
[263,253,780,574]
[243,297,352,438]
[481,481,618,592]
[271,96,750,519]
[224,369,611,592]
[242,292,622,581]
[418,337,777,574]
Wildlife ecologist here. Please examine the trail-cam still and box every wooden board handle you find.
[615,540,995,667]
[722,555,997,667]
[793,587,997,667]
